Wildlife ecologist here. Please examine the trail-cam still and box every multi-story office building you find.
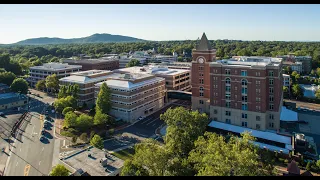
[192,33,283,131]
[28,63,82,87]
[62,59,119,71]
[151,62,192,70]
[94,73,165,122]
[282,61,303,74]
[277,54,312,74]
[295,56,312,74]
[59,70,114,105]
[114,65,191,92]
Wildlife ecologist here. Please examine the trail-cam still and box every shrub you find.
[306,161,311,171]
[109,128,115,136]
[71,136,77,144]
[68,128,78,134]
[278,158,285,163]
[284,159,289,164]
[62,107,73,116]
[79,133,88,142]
[90,131,96,140]
[61,131,75,137]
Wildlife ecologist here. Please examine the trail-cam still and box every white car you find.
[0,112,4,116]
[138,117,144,121]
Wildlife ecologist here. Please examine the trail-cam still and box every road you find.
[103,100,191,151]
[3,89,59,176]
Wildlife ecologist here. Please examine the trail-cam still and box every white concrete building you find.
[28,63,82,87]
[283,74,290,87]
[94,73,165,122]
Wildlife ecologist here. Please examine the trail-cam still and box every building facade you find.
[114,65,191,92]
[59,70,114,106]
[283,74,290,88]
[277,54,312,74]
[0,93,28,110]
[94,73,165,122]
[62,59,119,71]
[28,63,82,87]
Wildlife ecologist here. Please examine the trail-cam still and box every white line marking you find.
[39,161,41,165]
[31,126,35,135]
[42,147,44,151]
[20,148,21,152]
[146,118,160,125]
[16,162,18,166]
[63,140,65,146]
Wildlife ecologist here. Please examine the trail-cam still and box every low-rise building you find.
[283,74,290,87]
[59,70,114,106]
[114,65,191,92]
[62,59,119,71]
[0,93,28,110]
[95,73,165,122]
[61,146,124,176]
[28,63,82,87]
[0,83,10,93]
[152,54,177,63]
[277,54,312,74]
[282,61,303,74]
[151,62,192,70]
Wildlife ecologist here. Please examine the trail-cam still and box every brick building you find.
[62,59,119,71]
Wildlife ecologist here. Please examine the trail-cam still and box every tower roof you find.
[196,32,212,51]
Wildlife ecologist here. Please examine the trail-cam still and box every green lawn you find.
[111,147,135,160]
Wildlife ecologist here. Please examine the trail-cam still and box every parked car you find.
[0,112,4,116]
[40,136,45,141]
[137,116,143,121]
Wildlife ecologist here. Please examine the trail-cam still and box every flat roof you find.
[30,63,82,71]
[61,147,124,176]
[63,59,118,64]
[116,65,189,76]
[60,70,112,84]
[208,120,292,145]
[212,56,282,67]
[0,93,27,105]
[280,106,298,122]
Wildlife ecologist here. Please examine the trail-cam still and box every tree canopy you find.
[0,72,16,86]
[35,79,46,90]
[50,164,69,176]
[95,82,111,114]
[126,59,141,67]
[45,74,59,92]
[90,134,104,149]
[10,78,28,94]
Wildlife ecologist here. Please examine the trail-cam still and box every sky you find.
[1,4,320,44]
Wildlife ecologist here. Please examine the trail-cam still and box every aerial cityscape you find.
[1,4,320,176]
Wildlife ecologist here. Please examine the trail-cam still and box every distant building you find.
[283,74,290,87]
[114,65,191,92]
[0,93,28,110]
[59,70,114,106]
[150,62,192,70]
[28,63,82,87]
[0,83,10,93]
[95,73,165,122]
[152,55,177,63]
[61,146,124,176]
[62,59,119,71]
[277,54,312,74]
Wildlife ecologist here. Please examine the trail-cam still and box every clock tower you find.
[191,33,216,113]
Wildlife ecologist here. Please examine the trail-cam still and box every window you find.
[256,80,260,85]
[199,100,204,104]
[256,116,260,121]
[269,95,274,102]
[269,87,274,94]
[200,73,204,77]
[165,81,169,85]
[269,79,274,85]
[256,72,260,76]
[199,79,204,84]
[241,79,247,86]
[235,86,237,91]
[269,104,274,110]
[200,86,204,91]
[200,92,204,97]
[225,69,231,75]
[268,71,274,77]
[241,122,248,127]
[242,113,248,119]
[269,122,274,128]
[226,119,231,124]
[256,97,261,102]
[226,101,231,108]
[225,111,231,116]
[225,78,231,85]
[226,86,231,92]
[242,103,248,110]
[269,114,274,120]
[241,70,247,76]
[213,117,218,121]
[242,96,248,102]
[199,66,203,70]
[241,87,248,94]
[214,109,217,114]
[225,94,231,100]
[256,124,261,130]
[256,106,261,111]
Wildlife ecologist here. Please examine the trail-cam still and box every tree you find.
[311,69,316,77]
[76,114,93,130]
[63,111,77,128]
[50,164,69,176]
[160,107,209,157]
[126,59,140,67]
[317,68,320,77]
[306,161,311,171]
[292,84,304,99]
[295,74,301,80]
[35,79,46,91]
[283,86,289,94]
[62,107,73,116]
[316,160,320,169]
[10,78,28,94]
[45,74,59,92]
[54,96,77,113]
[177,56,183,62]
[0,53,10,68]
[0,72,16,86]
[71,136,77,143]
[79,133,88,142]
[188,132,273,176]
[59,84,80,99]
[90,134,103,149]
[315,89,320,99]
[5,61,23,75]
[94,110,109,126]
[121,159,149,176]
[90,131,96,140]
[95,82,111,114]
[291,71,298,77]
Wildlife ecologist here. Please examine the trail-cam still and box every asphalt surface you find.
[103,99,191,151]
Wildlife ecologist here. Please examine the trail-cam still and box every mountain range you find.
[12,33,146,45]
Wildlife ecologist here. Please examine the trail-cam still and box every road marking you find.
[42,147,44,151]
[16,162,19,166]
[24,164,31,176]
[20,148,21,152]
[31,125,35,135]
[63,140,65,146]
[39,161,41,166]
[146,118,160,126]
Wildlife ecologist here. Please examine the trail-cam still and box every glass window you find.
[241,79,248,86]
[241,70,247,76]
[269,79,274,85]
[200,92,204,97]
[225,111,231,116]
[214,109,217,114]
[242,103,248,110]
[269,104,274,110]
[225,78,231,85]
[241,87,247,94]
[225,94,231,100]
[269,114,274,120]
[242,113,247,119]
[268,71,274,77]
[226,86,231,92]
[256,80,260,85]
[269,96,274,102]
[256,116,260,121]
[225,69,231,75]
[226,119,231,124]
[269,87,274,94]
[269,122,274,128]
[200,86,204,91]
[242,96,248,102]
[226,101,231,108]
[241,122,248,127]
[256,124,260,130]
[199,100,204,104]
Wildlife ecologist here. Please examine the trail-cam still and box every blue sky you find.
[0,4,320,44]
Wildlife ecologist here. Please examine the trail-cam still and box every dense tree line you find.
[1,40,320,75]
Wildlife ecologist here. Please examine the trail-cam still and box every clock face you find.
[198,58,204,63]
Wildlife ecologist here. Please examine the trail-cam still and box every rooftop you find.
[283,74,290,77]
[280,106,298,122]
[95,73,164,90]
[61,147,124,176]
[213,56,282,67]
[0,93,27,105]
[30,63,82,71]
[115,65,189,76]
[63,58,118,64]
[59,70,113,84]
